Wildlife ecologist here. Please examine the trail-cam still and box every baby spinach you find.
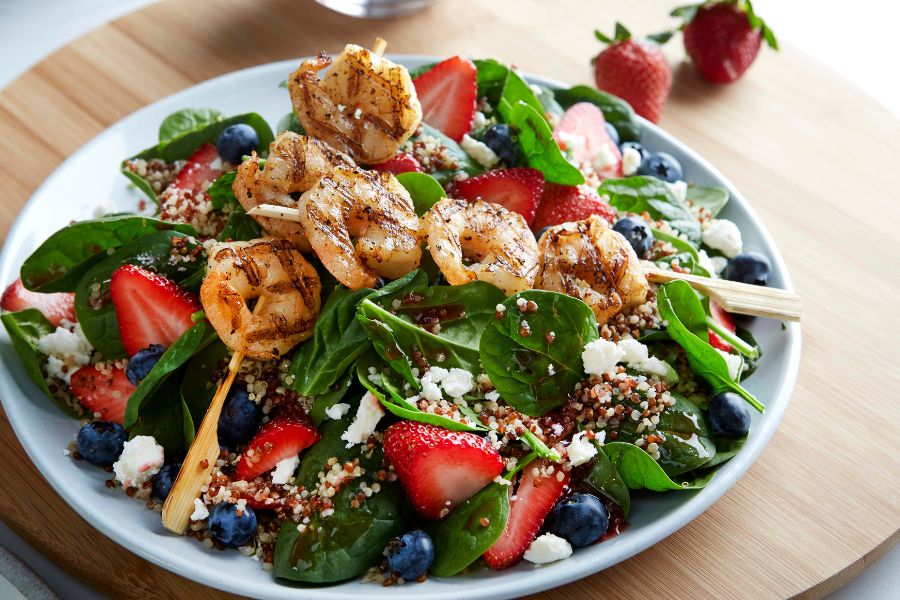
[651,227,711,277]
[358,279,504,387]
[0,309,80,417]
[276,110,305,135]
[503,100,584,185]
[428,482,510,577]
[553,84,641,143]
[274,418,407,583]
[704,434,747,469]
[473,58,513,107]
[128,375,194,456]
[74,230,204,358]
[395,171,445,216]
[480,290,598,417]
[687,184,729,217]
[658,281,764,412]
[20,216,197,293]
[599,176,700,245]
[583,440,630,517]
[309,371,356,426]
[123,321,218,430]
[409,123,482,185]
[533,84,564,119]
[179,338,229,427]
[206,171,262,242]
[602,442,713,491]
[159,108,223,143]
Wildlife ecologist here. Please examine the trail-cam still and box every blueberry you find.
[216,124,260,164]
[76,421,127,466]
[125,344,167,385]
[480,124,521,166]
[151,462,182,501]
[545,493,609,548]
[612,216,654,258]
[604,122,620,146]
[724,252,771,286]
[708,392,751,437]
[217,385,261,448]
[637,152,683,183]
[385,530,434,581]
[207,502,257,547]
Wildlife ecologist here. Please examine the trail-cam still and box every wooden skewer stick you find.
[248,204,801,321]
[162,297,267,534]
[372,37,387,58]
[643,265,801,321]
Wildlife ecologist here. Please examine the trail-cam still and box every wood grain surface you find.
[1,0,898,598]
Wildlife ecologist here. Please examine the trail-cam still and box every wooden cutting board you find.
[0,0,898,598]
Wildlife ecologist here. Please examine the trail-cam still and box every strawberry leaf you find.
[646,30,676,45]
[613,22,632,42]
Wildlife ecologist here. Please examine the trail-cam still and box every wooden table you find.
[1,0,898,598]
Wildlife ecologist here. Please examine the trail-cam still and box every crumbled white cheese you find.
[419,368,446,402]
[460,134,500,168]
[113,436,164,488]
[566,431,597,467]
[716,349,744,381]
[473,110,493,130]
[617,339,673,380]
[582,340,624,376]
[591,144,618,172]
[557,131,585,154]
[37,323,92,383]
[697,249,718,277]
[523,533,573,564]
[702,219,743,259]
[441,368,475,398]
[484,390,500,402]
[710,255,729,275]
[666,180,688,204]
[190,498,209,521]
[622,146,642,176]
[324,402,351,421]
[270,455,300,485]
[340,392,384,447]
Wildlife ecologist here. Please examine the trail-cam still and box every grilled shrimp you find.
[201,238,321,360]
[423,198,539,295]
[535,215,648,324]
[232,132,354,250]
[299,164,422,289]
[288,43,422,164]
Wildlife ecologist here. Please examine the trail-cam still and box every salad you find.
[1,42,777,585]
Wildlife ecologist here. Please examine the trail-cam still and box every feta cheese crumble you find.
[582,339,624,376]
[716,348,744,381]
[341,391,384,447]
[617,339,673,380]
[460,134,500,168]
[591,144,618,172]
[418,366,475,400]
[324,402,351,421]
[702,219,743,258]
[666,180,688,204]
[270,455,300,485]
[523,533,573,564]
[557,131,586,155]
[622,146,642,176]
[37,323,92,383]
[566,431,597,467]
[113,436,164,488]
[190,498,209,521]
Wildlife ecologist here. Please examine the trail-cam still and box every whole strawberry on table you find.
[1,40,772,587]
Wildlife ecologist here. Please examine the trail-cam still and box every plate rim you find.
[0,55,801,600]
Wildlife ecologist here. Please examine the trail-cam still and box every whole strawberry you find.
[593,23,672,123]
[676,0,778,83]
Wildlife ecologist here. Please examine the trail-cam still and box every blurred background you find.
[0,0,896,598]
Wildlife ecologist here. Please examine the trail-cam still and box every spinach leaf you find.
[735,327,762,378]
[480,290,598,416]
[129,375,194,456]
[309,371,356,426]
[0,309,80,416]
[583,440,630,516]
[687,184,729,217]
[274,418,407,583]
[496,69,545,117]
[409,123,483,185]
[20,216,197,293]
[602,441,712,491]
[74,230,204,358]
[533,84,564,119]
[428,482,510,577]
[599,176,701,245]
[122,112,274,204]
[502,100,584,185]
[553,85,641,143]
[657,281,764,412]
[358,280,504,386]
[276,111,305,135]
[395,171,445,216]
[124,321,218,429]
[652,227,711,277]
[159,108,223,143]
[704,434,746,469]
[207,171,237,210]
[207,171,262,241]
[473,58,512,107]
[179,339,228,427]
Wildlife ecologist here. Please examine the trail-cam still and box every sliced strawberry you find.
[532,184,617,232]
[484,458,569,569]
[413,56,477,142]
[553,103,622,179]
[370,152,422,174]
[109,265,201,356]
[708,300,736,352]
[70,364,135,424]
[235,415,320,481]
[452,168,545,226]
[171,143,222,194]
[383,421,504,520]
[1,278,75,327]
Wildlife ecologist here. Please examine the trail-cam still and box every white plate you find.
[0,57,801,599]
